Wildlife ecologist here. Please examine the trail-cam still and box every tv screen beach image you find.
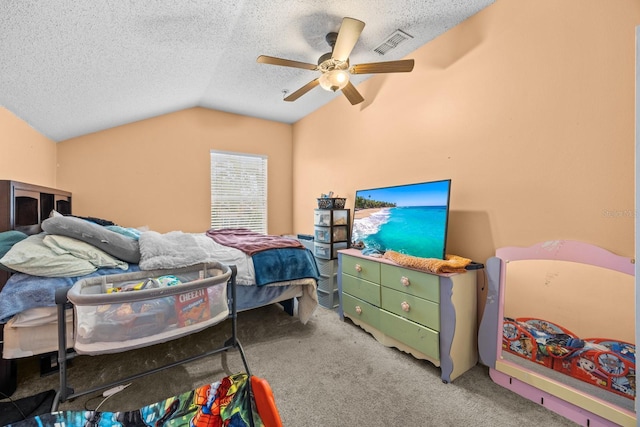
[351,180,451,259]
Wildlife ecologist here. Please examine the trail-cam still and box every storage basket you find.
[317,289,339,309]
[317,276,337,293]
[317,198,346,209]
[316,258,337,277]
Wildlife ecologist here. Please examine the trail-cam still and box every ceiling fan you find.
[257,17,415,105]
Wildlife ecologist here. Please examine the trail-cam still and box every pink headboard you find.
[496,240,634,276]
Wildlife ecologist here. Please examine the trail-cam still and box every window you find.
[210,150,267,233]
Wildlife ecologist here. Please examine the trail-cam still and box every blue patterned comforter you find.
[0,265,140,323]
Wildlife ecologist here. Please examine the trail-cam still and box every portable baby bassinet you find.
[36,262,284,427]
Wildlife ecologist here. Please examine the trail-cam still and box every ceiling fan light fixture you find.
[319,69,349,92]
[257,17,413,104]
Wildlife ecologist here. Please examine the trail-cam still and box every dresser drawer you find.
[341,255,380,283]
[342,293,381,330]
[381,287,440,331]
[342,274,381,306]
[379,310,439,361]
[381,263,439,303]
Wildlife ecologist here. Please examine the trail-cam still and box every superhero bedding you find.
[6,373,280,427]
[0,217,319,359]
[502,317,635,400]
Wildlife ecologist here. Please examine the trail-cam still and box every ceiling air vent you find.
[373,29,413,55]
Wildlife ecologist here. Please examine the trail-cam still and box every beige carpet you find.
[7,304,576,426]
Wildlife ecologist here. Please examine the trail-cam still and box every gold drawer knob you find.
[355,305,362,315]
[355,264,362,273]
[401,276,410,287]
[401,301,410,312]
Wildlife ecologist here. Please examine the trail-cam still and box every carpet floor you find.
[4,304,578,426]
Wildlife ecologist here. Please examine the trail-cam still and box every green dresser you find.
[338,249,478,383]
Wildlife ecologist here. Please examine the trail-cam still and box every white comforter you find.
[138,230,256,285]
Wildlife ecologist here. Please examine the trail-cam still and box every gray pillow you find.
[41,216,140,263]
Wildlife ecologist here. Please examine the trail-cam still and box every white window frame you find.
[210,150,267,234]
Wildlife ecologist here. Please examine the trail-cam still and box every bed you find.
[478,240,636,427]
[0,217,319,380]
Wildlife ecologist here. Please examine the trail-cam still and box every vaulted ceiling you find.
[0,1,494,142]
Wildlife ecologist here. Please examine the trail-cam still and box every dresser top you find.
[338,248,467,277]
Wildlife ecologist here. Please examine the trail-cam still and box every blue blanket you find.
[0,265,140,323]
[252,248,319,286]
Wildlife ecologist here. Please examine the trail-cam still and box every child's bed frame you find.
[478,240,636,427]
[52,263,249,411]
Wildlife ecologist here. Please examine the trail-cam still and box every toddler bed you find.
[478,240,636,427]
[0,218,319,394]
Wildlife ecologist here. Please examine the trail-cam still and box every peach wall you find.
[292,0,639,265]
[0,107,58,187]
[3,0,637,264]
[56,108,293,233]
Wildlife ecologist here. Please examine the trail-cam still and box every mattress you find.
[3,308,74,358]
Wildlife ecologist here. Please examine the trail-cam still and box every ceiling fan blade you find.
[350,59,415,74]
[341,82,364,105]
[284,79,320,102]
[257,55,318,71]
[332,17,365,62]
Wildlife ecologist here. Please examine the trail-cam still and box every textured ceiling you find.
[0,0,494,142]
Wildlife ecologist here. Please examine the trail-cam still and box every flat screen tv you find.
[351,179,451,260]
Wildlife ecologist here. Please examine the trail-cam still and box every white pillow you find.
[43,234,128,270]
[0,233,128,277]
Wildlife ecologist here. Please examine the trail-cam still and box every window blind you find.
[210,150,267,234]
